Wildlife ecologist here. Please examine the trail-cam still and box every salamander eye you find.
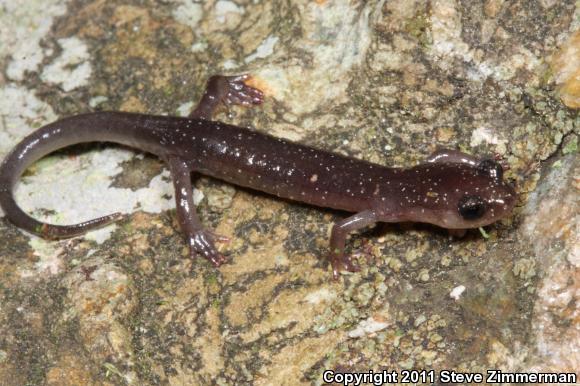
[478,159,503,180]
[458,195,486,220]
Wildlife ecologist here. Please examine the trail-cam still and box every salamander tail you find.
[0,186,125,239]
[38,212,126,239]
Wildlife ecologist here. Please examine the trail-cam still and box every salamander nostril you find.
[478,159,503,180]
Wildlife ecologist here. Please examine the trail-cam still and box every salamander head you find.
[440,160,516,229]
[401,160,516,229]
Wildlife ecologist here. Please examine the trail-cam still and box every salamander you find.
[0,75,517,278]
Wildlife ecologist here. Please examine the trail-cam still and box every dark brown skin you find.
[0,75,517,278]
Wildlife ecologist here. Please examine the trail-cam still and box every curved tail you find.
[0,111,157,239]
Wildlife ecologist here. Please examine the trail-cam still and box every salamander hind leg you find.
[168,157,227,267]
[190,74,264,120]
[328,210,378,280]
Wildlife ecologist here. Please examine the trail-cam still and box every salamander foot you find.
[188,230,229,267]
[330,254,361,280]
[190,74,264,119]
[219,74,264,107]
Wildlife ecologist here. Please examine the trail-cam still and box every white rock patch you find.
[41,37,93,92]
[1,0,68,81]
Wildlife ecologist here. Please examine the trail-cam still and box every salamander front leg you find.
[328,210,378,279]
[190,74,264,120]
[168,157,227,267]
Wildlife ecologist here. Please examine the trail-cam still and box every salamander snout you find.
[454,161,517,227]
[456,185,516,224]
